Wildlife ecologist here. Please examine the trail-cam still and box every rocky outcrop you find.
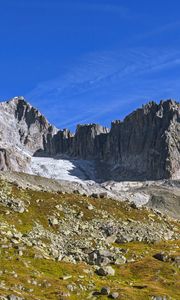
[0,148,10,171]
[34,129,74,157]
[0,96,57,155]
[0,97,179,180]
[0,97,58,171]
[0,146,31,173]
[100,100,180,180]
[71,124,109,159]
[59,99,179,180]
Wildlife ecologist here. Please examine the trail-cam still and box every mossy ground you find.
[0,179,179,300]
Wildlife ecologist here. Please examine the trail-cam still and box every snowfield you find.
[30,156,151,207]
[30,156,179,212]
[31,156,97,183]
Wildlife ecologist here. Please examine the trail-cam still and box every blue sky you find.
[1,0,180,130]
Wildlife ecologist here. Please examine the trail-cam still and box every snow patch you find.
[31,157,97,183]
[30,157,152,207]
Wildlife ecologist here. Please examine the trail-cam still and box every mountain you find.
[0,97,179,180]
[0,97,57,172]
[0,97,180,300]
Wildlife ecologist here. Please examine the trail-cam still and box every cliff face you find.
[71,124,109,159]
[0,97,179,180]
[34,123,109,159]
[0,147,31,172]
[0,97,57,155]
[100,100,180,179]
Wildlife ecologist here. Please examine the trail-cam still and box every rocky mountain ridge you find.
[0,97,179,180]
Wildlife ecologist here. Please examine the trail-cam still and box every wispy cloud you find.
[83,2,130,17]
[135,20,180,41]
[10,0,128,16]
[26,47,180,130]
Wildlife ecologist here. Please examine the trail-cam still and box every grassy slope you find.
[0,179,180,300]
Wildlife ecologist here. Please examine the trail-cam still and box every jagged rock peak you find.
[76,123,109,134]
[123,99,180,123]
[2,96,34,112]
[0,97,179,180]
[0,96,58,157]
[3,96,51,124]
[7,95,29,104]
[142,99,180,113]
[2,96,59,135]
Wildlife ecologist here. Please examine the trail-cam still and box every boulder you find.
[96,266,115,276]
[101,286,111,295]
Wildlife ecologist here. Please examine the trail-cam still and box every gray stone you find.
[173,255,180,265]
[153,253,170,262]
[115,255,126,265]
[88,250,112,266]
[7,295,24,300]
[61,275,72,280]
[96,266,115,276]
[101,286,111,295]
[109,292,119,299]
[87,204,94,210]
[48,217,59,226]
[151,297,167,300]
